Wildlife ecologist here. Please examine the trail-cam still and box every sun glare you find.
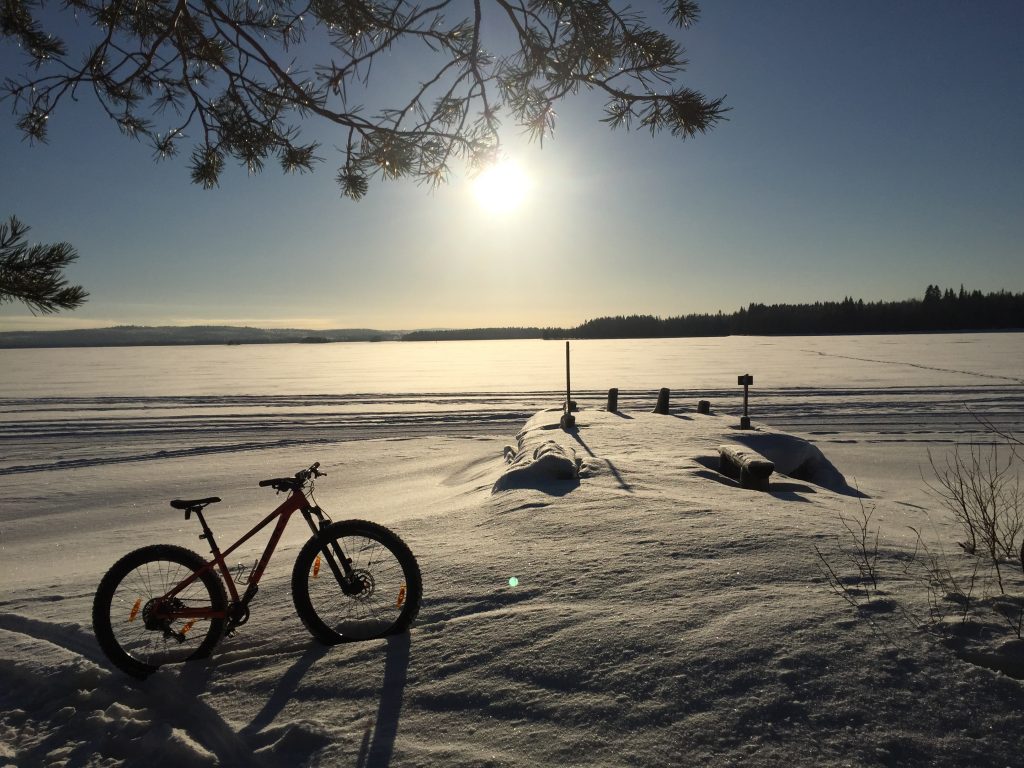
[472,161,530,213]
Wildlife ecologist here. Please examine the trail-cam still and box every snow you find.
[2,333,1024,766]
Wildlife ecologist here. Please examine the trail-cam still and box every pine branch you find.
[0,216,89,313]
[2,0,727,198]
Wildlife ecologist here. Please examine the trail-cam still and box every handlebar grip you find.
[260,468,320,489]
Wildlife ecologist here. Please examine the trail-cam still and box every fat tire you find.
[92,544,227,678]
[292,520,422,645]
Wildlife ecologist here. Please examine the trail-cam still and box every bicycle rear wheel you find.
[292,520,422,644]
[92,544,227,678]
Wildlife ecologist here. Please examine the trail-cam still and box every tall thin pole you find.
[565,341,571,411]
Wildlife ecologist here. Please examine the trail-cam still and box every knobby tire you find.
[291,520,422,644]
[93,544,227,678]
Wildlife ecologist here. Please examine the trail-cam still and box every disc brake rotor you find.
[348,569,376,600]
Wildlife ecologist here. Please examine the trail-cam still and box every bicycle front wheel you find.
[292,520,422,644]
[92,544,227,678]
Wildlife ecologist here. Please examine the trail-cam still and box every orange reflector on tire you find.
[128,598,142,622]
[181,620,196,635]
[313,554,321,578]
[396,584,406,608]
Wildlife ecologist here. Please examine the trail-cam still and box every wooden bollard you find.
[653,388,670,415]
[697,399,710,414]
[607,388,619,412]
[737,374,754,429]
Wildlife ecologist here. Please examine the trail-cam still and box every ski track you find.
[2,386,1021,476]
[801,348,1024,385]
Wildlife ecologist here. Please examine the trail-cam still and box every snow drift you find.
[493,405,859,497]
[2,389,1023,766]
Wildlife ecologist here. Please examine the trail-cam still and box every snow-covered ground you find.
[2,333,1023,767]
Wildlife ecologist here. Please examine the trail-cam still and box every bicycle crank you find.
[223,601,251,637]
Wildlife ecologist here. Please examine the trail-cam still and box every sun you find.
[471,160,530,213]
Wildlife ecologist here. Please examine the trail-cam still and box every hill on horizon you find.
[0,325,403,348]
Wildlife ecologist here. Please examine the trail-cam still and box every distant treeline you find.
[400,327,545,341]
[4,287,1021,348]
[555,286,1023,338]
[400,286,1023,341]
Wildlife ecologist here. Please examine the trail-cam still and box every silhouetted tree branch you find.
[1,0,727,199]
[0,216,88,313]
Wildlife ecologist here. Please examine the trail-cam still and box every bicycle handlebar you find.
[259,462,325,491]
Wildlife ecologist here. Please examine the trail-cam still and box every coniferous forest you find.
[540,286,1024,340]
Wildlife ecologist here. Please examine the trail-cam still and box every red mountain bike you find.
[92,462,422,678]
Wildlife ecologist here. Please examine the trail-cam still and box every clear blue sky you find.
[2,1,1022,331]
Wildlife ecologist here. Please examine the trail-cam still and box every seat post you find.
[194,508,222,558]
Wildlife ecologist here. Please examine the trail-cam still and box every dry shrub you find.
[926,443,1024,592]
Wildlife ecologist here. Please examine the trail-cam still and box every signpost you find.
[737,374,753,429]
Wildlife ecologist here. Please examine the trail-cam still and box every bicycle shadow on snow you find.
[212,632,411,766]
[239,643,332,737]
[248,636,412,767]
[168,633,411,766]
[356,633,412,767]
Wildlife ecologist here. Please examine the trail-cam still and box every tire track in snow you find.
[0,420,522,476]
[801,348,1024,384]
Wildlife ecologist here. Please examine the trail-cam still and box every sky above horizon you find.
[2,1,1022,332]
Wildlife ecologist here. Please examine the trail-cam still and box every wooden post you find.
[737,374,753,429]
[653,387,670,415]
[607,388,619,412]
[697,399,710,414]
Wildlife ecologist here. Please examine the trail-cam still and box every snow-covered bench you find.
[718,444,775,491]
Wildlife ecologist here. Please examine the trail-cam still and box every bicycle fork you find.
[304,506,368,597]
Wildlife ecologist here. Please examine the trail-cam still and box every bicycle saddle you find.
[170,496,221,510]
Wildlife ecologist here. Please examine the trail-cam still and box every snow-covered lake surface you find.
[2,333,1023,766]
[3,333,1022,473]
[5,333,1023,397]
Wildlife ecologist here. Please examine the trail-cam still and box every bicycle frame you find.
[156,488,327,622]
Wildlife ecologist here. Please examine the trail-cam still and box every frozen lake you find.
[1,332,1022,475]
[3,332,1023,397]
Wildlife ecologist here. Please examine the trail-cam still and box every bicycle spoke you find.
[293,521,420,644]
[95,545,227,676]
